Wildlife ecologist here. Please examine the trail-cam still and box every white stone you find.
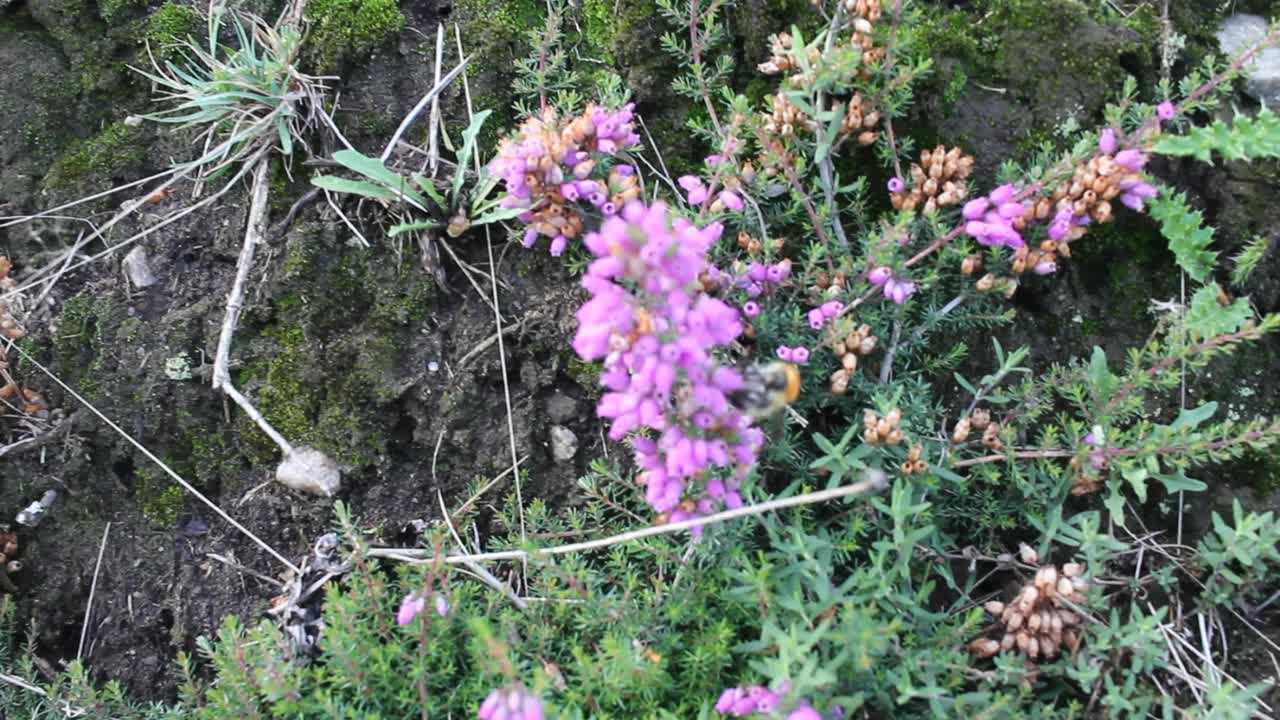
[123,247,158,288]
[276,446,342,496]
[1217,15,1280,106]
[549,425,578,463]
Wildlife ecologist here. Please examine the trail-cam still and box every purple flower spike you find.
[521,228,539,248]
[397,593,426,626]
[1099,128,1117,155]
[868,266,891,286]
[1157,101,1176,121]
[791,347,810,364]
[742,301,761,317]
[887,176,906,193]
[776,346,794,361]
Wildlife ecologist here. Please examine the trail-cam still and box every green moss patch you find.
[144,2,201,58]
[42,121,149,199]
[302,0,405,75]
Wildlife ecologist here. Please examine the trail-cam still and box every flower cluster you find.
[573,202,765,525]
[775,345,810,364]
[840,92,881,146]
[396,592,449,625]
[969,545,1089,662]
[866,265,916,304]
[806,301,845,330]
[0,256,26,342]
[889,145,975,213]
[715,686,829,720]
[863,408,903,445]
[961,184,1029,249]
[679,174,745,212]
[478,684,544,720]
[826,322,877,395]
[961,127,1161,289]
[716,685,782,716]
[0,529,20,580]
[899,443,927,475]
[735,230,785,257]
[490,104,640,256]
[952,408,1001,450]
[762,93,819,138]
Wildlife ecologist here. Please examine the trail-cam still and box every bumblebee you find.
[729,361,802,419]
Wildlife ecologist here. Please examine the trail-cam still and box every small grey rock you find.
[1217,15,1280,106]
[123,246,157,288]
[545,393,578,424]
[549,425,578,463]
[276,447,342,496]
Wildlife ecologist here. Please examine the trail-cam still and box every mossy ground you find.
[234,225,435,468]
[143,2,201,58]
[302,0,405,75]
[42,121,150,198]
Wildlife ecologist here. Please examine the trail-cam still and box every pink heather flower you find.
[1157,101,1176,121]
[776,346,794,361]
[884,278,916,305]
[962,197,989,221]
[791,347,810,364]
[989,184,1016,205]
[1048,206,1074,242]
[687,185,710,205]
[397,593,426,625]
[521,228,539,248]
[867,266,891,286]
[706,154,724,166]
[887,176,906,193]
[715,686,781,717]
[1084,431,1098,446]
[766,262,789,283]
[1098,128,1117,155]
[549,235,568,256]
[788,706,822,720]
[742,301,761,317]
[479,685,544,720]
[1114,149,1148,171]
[678,175,702,191]
[747,263,768,282]
[719,191,744,211]
[807,308,826,329]
[435,594,449,617]
[819,301,843,318]
[573,201,764,521]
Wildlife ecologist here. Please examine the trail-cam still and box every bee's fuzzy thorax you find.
[782,363,802,404]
